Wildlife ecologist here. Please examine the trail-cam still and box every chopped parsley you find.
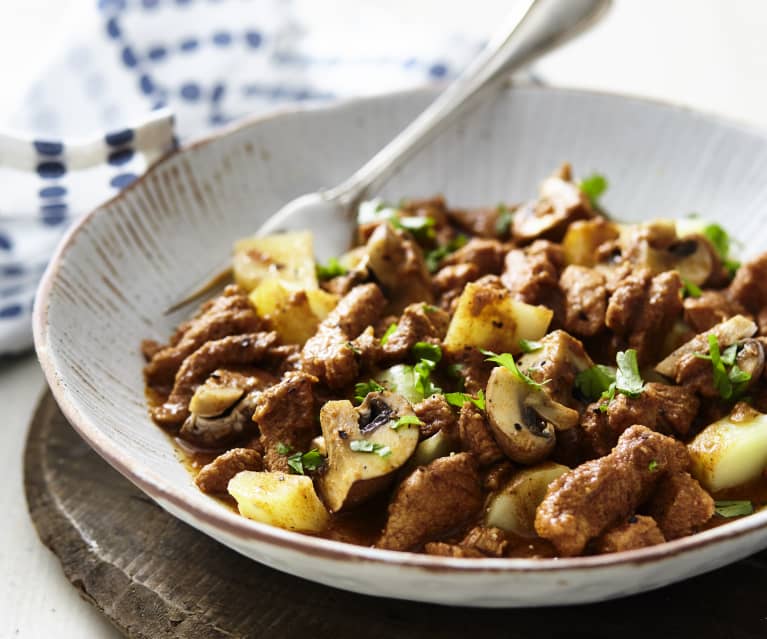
[391,415,422,430]
[714,500,754,518]
[579,173,608,208]
[349,439,392,458]
[287,448,325,475]
[354,379,385,404]
[648,460,659,472]
[682,278,702,299]
[444,389,486,411]
[695,334,751,400]
[702,222,741,276]
[519,338,543,353]
[482,349,548,391]
[316,257,347,280]
[424,234,468,273]
[391,215,437,244]
[276,442,292,455]
[495,204,514,237]
[412,341,442,363]
[615,349,645,398]
[575,365,617,401]
[380,323,398,345]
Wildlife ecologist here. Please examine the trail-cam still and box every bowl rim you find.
[33,83,767,575]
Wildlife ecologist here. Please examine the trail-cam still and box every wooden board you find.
[24,391,767,639]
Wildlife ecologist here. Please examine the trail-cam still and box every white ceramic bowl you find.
[34,85,767,607]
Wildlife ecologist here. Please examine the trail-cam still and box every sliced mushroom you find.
[317,391,419,512]
[179,391,260,447]
[364,222,434,313]
[735,338,766,387]
[486,366,566,464]
[656,315,757,377]
[189,384,244,418]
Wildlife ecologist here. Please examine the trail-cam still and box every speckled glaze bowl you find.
[34,85,767,607]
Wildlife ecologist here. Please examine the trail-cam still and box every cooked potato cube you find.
[249,280,338,345]
[688,405,767,492]
[562,219,620,266]
[233,231,317,291]
[485,462,569,537]
[444,280,553,353]
[228,471,329,533]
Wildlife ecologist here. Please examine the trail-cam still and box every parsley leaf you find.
[696,334,734,399]
[575,365,617,401]
[714,500,754,518]
[702,222,741,276]
[412,341,442,363]
[287,448,325,475]
[579,173,608,208]
[424,234,468,273]
[391,215,437,243]
[276,442,292,455]
[615,349,645,398]
[682,278,702,298]
[316,257,347,280]
[414,358,442,397]
[648,460,659,472]
[391,415,422,430]
[482,350,548,391]
[444,389,486,411]
[349,440,392,458]
[495,204,514,237]
[354,379,385,404]
[380,323,398,345]
[519,338,543,353]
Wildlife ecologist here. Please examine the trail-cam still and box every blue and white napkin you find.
[0,0,485,355]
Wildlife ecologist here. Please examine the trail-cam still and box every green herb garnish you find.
[424,234,468,272]
[354,379,385,404]
[276,442,292,455]
[702,222,741,276]
[714,500,754,518]
[648,460,659,472]
[413,358,442,397]
[579,173,608,208]
[482,350,548,391]
[349,440,392,458]
[615,349,645,398]
[316,257,347,280]
[682,278,702,298]
[444,389,486,411]
[392,215,437,243]
[380,323,398,345]
[495,204,514,237]
[695,334,751,400]
[575,365,617,401]
[519,338,543,353]
[391,415,422,430]
[287,448,325,475]
[412,341,442,363]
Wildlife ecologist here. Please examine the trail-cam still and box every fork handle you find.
[325,0,611,206]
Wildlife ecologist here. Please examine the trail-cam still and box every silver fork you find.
[166,0,611,314]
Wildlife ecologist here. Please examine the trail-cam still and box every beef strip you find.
[145,286,264,391]
[580,383,700,458]
[301,283,385,389]
[423,543,485,558]
[458,403,504,467]
[535,425,690,556]
[443,347,494,395]
[605,269,683,365]
[592,515,666,554]
[252,371,318,472]
[645,472,714,540]
[560,265,607,337]
[446,206,505,239]
[413,394,458,439]
[424,525,509,558]
[441,238,506,277]
[434,263,481,311]
[376,453,483,551]
[194,448,263,494]
[729,252,767,316]
[380,302,450,363]
[684,291,747,333]
[151,331,279,428]
[501,240,564,310]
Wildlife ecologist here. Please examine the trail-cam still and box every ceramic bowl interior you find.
[34,85,767,606]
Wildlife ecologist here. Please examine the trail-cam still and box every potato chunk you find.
[228,471,329,533]
[233,231,317,292]
[444,280,553,353]
[688,404,767,492]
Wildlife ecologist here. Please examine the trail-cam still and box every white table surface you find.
[2,0,767,637]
